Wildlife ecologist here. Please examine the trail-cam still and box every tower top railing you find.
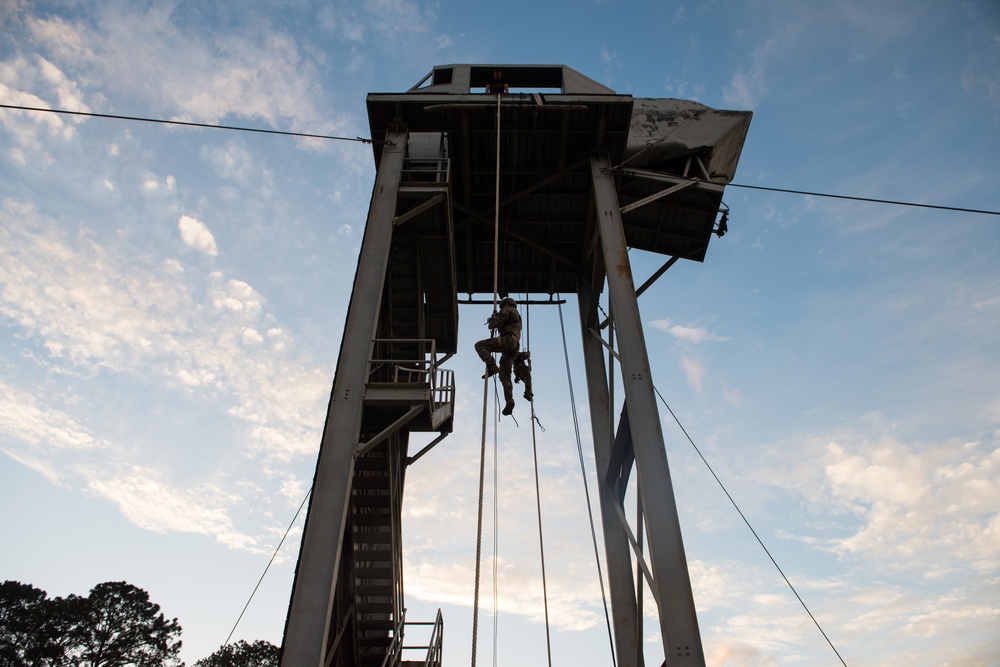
[406,64,617,95]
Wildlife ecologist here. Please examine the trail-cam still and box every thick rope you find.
[471,377,488,667]
[473,89,503,667]
[493,93,501,310]
[523,300,553,667]
[492,389,500,667]
[557,300,617,666]
[530,401,553,667]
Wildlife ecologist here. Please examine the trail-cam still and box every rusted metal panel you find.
[624,98,752,182]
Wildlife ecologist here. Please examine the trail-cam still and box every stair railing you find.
[400,156,450,184]
[396,608,444,667]
[422,608,444,667]
[378,608,407,667]
[367,339,456,420]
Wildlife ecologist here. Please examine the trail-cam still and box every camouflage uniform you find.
[513,351,533,401]
[475,298,521,415]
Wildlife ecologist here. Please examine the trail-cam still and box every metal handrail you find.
[401,156,450,184]
[422,609,444,667]
[368,339,456,414]
[433,368,455,412]
[368,338,439,387]
[378,608,408,667]
[396,608,444,667]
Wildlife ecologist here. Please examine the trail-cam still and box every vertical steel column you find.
[578,277,641,667]
[590,155,705,666]
[282,130,407,667]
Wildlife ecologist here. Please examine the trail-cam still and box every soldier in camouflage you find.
[475,297,522,415]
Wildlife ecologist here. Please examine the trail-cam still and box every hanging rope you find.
[492,93,501,310]
[557,300,618,666]
[471,374,488,667]
[529,402,553,667]
[527,298,553,667]
[492,386,501,667]
[473,91,504,667]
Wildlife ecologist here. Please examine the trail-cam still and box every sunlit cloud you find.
[0,198,331,547]
[23,6,350,145]
[743,420,1000,657]
[0,381,102,454]
[86,464,257,550]
[0,56,88,150]
[178,215,218,256]
[651,319,729,344]
[822,438,1000,573]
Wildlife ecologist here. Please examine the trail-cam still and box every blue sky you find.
[1,1,999,665]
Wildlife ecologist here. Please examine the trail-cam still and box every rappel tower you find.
[280,64,752,667]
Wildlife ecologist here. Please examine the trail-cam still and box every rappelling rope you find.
[472,374,488,667]
[492,388,500,667]
[472,91,504,667]
[526,301,554,667]
[557,299,618,666]
[492,93,501,308]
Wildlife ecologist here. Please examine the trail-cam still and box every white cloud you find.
[22,6,348,147]
[0,199,332,546]
[242,327,264,345]
[680,356,706,392]
[822,438,1000,573]
[723,384,743,408]
[0,381,101,454]
[723,36,781,109]
[1,200,182,368]
[35,55,88,112]
[364,0,433,37]
[86,465,256,550]
[748,421,1000,599]
[0,56,87,150]
[211,277,262,315]
[651,319,729,344]
[178,214,218,256]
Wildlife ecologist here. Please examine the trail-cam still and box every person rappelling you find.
[512,351,533,402]
[475,296,522,416]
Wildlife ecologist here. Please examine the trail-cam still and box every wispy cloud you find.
[86,465,256,550]
[680,356,706,392]
[0,56,88,152]
[0,381,104,486]
[651,319,729,344]
[722,36,780,109]
[22,6,347,143]
[822,437,1000,574]
[0,198,330,547]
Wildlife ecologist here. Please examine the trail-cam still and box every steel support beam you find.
[578,276,640,667]
[590,155,705,667]
[281,130,407,667]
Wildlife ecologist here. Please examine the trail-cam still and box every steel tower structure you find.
[280,64,751,667]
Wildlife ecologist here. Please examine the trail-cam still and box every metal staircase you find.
[386,237,422,354]
[281,126,455,667]
[351,444,402,666]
